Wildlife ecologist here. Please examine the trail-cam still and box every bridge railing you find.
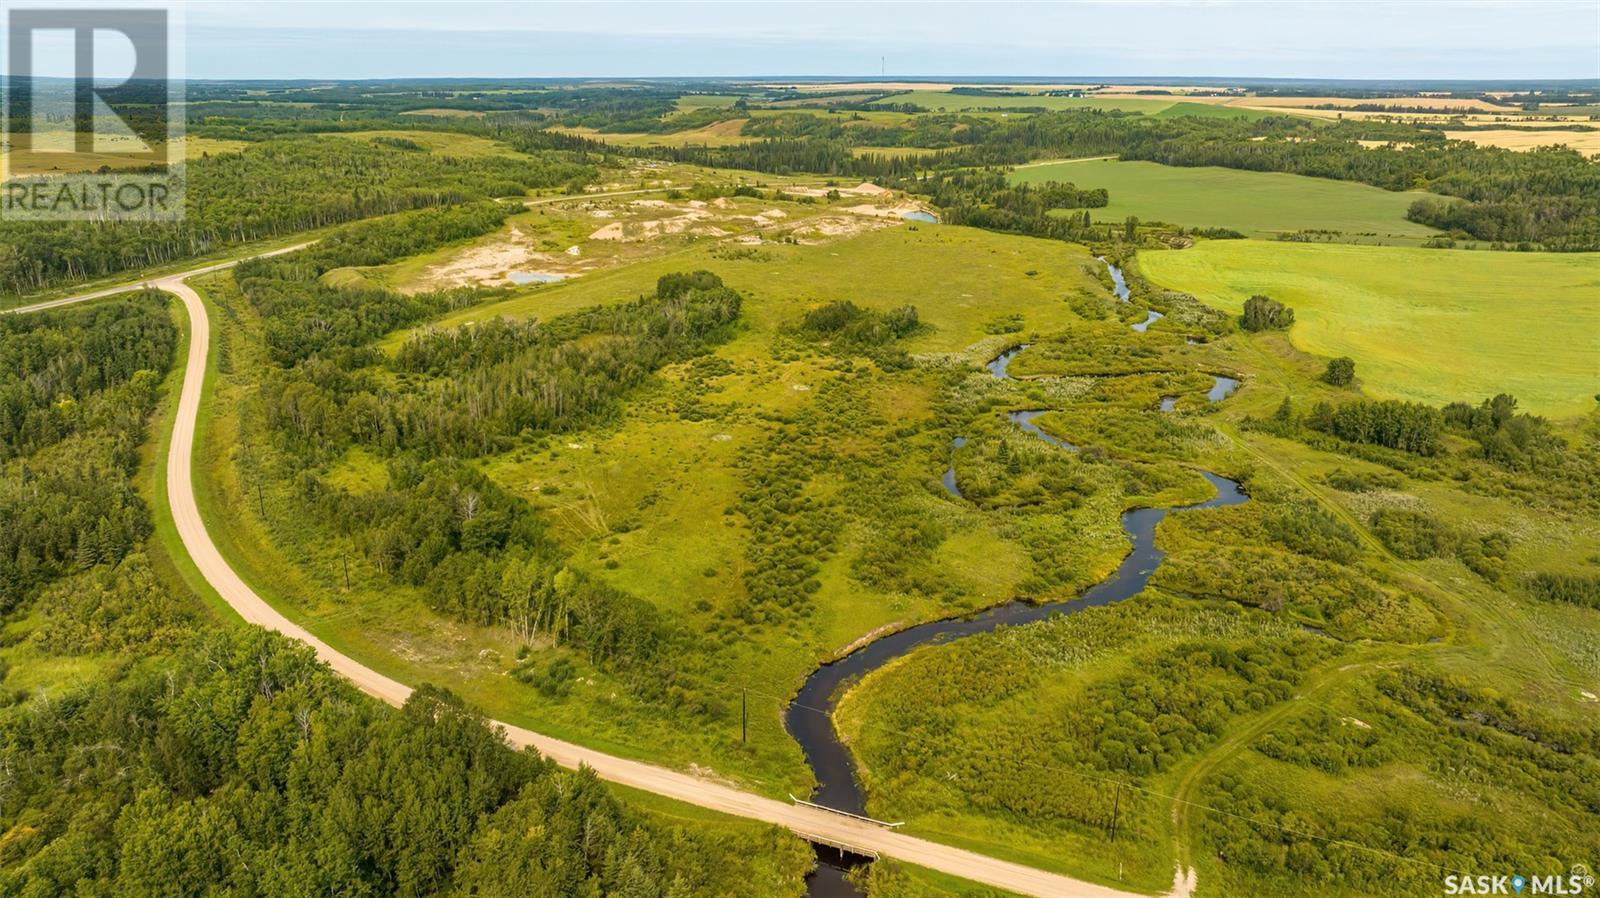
[788,794,906,829]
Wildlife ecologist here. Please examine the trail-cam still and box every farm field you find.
[1011,159,1440,239]
[1444,128,1600,153]
[1139,240,1600,416]
[1,133,249,174]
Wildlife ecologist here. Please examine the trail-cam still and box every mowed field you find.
[1012,159,1440,239]
[1140,241,1600,416]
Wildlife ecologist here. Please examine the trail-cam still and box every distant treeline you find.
[640,111,1600,250]
[0,136,593,298]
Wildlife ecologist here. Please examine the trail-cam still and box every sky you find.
[83,0,1600,81]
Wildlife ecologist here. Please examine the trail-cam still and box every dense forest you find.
[0,296,175,611]
[1,628,807,897]
[0,281,807,898]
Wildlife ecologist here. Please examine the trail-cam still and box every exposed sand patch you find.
[779,181,890,199]
[842,201,931,219]
[407,226,545,292]
[585,201,761,242]
[848,181,891,196]
[782,213,903,243]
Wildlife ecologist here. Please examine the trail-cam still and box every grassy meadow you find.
[1011,159,1439,239]
[187,215,1144,826]
[329,129,531,158]
[1139,240,1600,416]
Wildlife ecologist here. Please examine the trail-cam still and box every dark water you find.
[985,342,1030,379]
[805,845,869,897]
[1099,256,1131,302]
[786,344,1249,832]
[1208,375,1240,402]
[785,469,1248,816]
[941,437,967,498]
[1008,409,1077,450]
[1132,309,1165,333]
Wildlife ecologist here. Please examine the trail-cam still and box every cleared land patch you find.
[1140,241,1600,416]
[2,134,249,175]
[556,120,754,147]
[1011,159,1439,239]
[329,129,529,158]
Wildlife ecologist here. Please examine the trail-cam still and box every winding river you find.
[792,342,1249,889]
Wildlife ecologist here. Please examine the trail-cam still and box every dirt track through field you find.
[15,252,1192,898]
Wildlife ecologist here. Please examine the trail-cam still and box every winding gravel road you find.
[13,256,1187,898]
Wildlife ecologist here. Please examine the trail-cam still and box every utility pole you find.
[1109,782,1122,842]
[741,688,747,743]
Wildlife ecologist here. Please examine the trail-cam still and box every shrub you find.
[1323,357,1356,386]
[1240,294,1294,332]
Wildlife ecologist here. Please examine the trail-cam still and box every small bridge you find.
[788,795,905,857]
[788,794,906,829]
[796,831,879,860]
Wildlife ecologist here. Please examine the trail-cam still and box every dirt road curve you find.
[17,256,1185,898]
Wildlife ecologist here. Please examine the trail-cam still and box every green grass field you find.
[1139,241,1600,416]
[1011,159,1439,239]
[1151,100,1276,120]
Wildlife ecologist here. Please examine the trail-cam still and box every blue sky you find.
[180,1,1598,81]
